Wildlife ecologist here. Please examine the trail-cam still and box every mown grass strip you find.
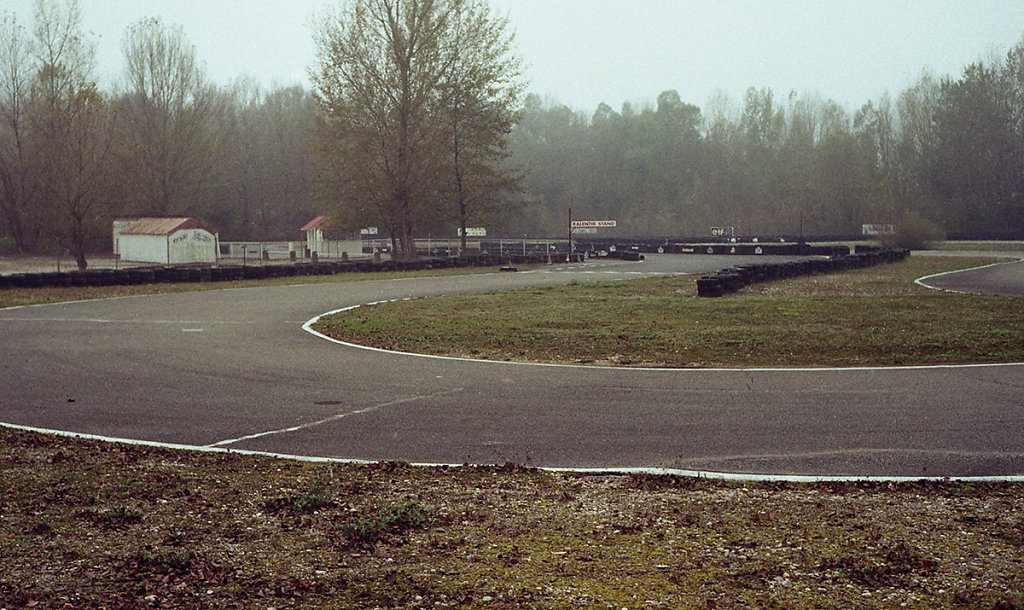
[314,256,1024,368]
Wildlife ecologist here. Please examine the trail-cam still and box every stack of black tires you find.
[696,247,911,297]
[0,253,561,291]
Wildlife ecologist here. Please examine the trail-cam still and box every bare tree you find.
[29,0,116,269]
[438,0,524,251]
[219,80,316,241]
[312,0,453,259]
[119,17,223,218]
[0,11,39,251]
[312,0,523,259]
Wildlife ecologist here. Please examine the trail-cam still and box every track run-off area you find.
[2,253,1023,481]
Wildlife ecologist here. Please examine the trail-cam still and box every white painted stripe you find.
[206,387,462,448]
[3,422,1022,483]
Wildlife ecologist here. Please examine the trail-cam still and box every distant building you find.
[114,218,219,264]
[300,215,328,257]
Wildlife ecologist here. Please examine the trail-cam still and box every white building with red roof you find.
[300,215,328,258]
[114,218,219,264]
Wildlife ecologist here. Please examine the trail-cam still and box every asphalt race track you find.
[2,254,1023,479]
[918,257,1024,297]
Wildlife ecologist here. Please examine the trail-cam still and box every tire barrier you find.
[696,247,911,297]
[0,253,555,291]
[585,240,850,258]
[1,247,909,293]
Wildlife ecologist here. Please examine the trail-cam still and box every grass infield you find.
[313,256,1024,368]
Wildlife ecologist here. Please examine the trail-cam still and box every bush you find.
[878,212,946,250]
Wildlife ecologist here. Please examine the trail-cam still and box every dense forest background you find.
[2,1,1023,263]
[510,39,1024,240]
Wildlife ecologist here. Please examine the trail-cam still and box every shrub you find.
[878,211,945,250]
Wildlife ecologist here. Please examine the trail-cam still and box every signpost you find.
[568,211,617,261]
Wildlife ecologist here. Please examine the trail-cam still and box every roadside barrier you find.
[0,247,910,293]
[696,247,911,297]
[0,253,554,290]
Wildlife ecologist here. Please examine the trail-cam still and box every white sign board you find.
[458,227,487,237]
[360,227,378,236]
[571,220,617,228]
[862,224,896,235]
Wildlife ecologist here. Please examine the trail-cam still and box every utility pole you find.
[568,207,573,262]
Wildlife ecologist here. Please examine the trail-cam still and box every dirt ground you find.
[3,427,1024,609]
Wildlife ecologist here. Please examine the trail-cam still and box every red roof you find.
[300,216,328,232]
[120,217,212,236]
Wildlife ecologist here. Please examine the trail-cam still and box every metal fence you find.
[219,240,366,262]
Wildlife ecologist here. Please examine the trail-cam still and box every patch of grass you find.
[78,505,143,529]
[315,256,1024,367]
[264,465,337,513]
[341,500,438,546]
[933,241,1024,253]
[132,548,195,573]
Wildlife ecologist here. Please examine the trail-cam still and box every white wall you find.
[119,229,217,264]
[168,229,217,264]
[119,233,168,264]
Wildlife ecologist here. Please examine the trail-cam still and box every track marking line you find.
[205,387,464,448]
[3,421,1023,483]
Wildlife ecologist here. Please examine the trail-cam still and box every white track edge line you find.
[4,422,1023,483]
[915,257,1024,294]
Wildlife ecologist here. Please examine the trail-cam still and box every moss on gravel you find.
[2,428,1024,608]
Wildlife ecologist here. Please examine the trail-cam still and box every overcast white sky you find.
[5,0,1024,113]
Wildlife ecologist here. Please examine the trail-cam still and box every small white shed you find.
[301,216,327,257]
[115,217,218,264]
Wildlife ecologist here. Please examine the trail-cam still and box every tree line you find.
[0,1,317,269]
[507,36,1024,241]
[2,0,1022,269]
